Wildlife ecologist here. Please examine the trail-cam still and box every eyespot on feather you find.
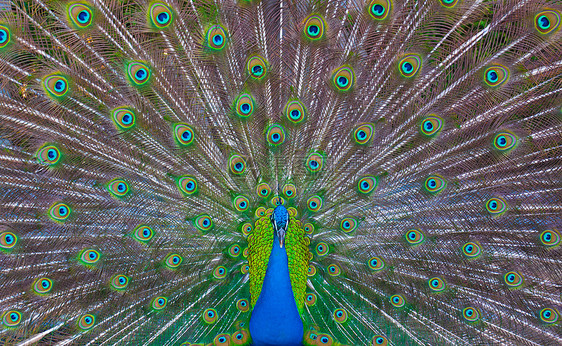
[405,229,424,245]
[493,132,517,151]
[133,225,154,243]
[504,271,523,288]
[307,196,322,212]
[315,242,329,256]
[173,123,195,146]
[266,124,286,146]
[149,2,173,29]
[372,335,388,345]
[0,231,17,250]
[340,217,358,233]
[327,264,340,276]
[353,123,374,144]
[233,195,250,212]
[213,265,227,279]
[229,155,246,174]
[236,298,249,312]
[368,0,391,20]
[539,307,559,324]
[398,54,421,78]
[206,25,227,50]
[178,176,197,195]
[390,294,405,308]
[79,249,100,266]
[2,310,22,328]
[368,256,385,271]
[540,229,560,247]
[33,277,53,295]
[43,74,69,98]
[305,293,317,306]
[462,307,480,322]
[49,202,71,222]
[534,10,561,35]
[285,100,306,123]
[303,14,326,40]
[165,253,183,268]
[235,94,255,118]
[439,0,458,8]
[203,308,218,323]
[420,115,443,137]
[283,184,296,199]
[0,25,11,49]
[107,178,130,198]
[486,197,507,216]
[111,274,129,290]
[77,313,95,330]
[306,152,324,172]
[333,308,348,323]
[152,296,167,310]
[195,215,213,232]
[428,277,446,292]
[304,223,314,235]
[112,107,136,130]
[424,175,446,194]
[462,242,482,258]
[332,66,355,92]
[228,244,241,258]
[127,62,151,86]
[247,55,267,79]
[483,65,509,87]
[231,329,250,344]
[68,3,94,29]
[358,176,378,194]
[256,182,271,198]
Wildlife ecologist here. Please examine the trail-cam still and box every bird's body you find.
[0,0,561,345]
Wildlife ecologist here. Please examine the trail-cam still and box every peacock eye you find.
[483,65,509,87]
[68,3,94,29]
[49,202,71,222]
[307,196,323,212]
[398,54,422,78]
[178,176,197,195]
[203,308,218,323]
[43,74,69,98]
[38,145,61,165]
[195,215,213,231]
[107,178,130,198]
[539,308,559,324]
[462,307,480,322]
[353,123,375,144]
[266,124,286,146]
[439,0,459,8]
[233,195,250,212]
[152,296,167,310]
[165,254,182,268]
[127,62,151,86]
[0,25,11,48]
[462,242,481,258]
[428,277,446,292]
[420,115,443,137]
[405,229,425,245]
[206,25,227,50]
[80,249,100,265]
[303,15,326,40]
[112,107,136,130]
[534,10,561,35]
[0,231,18,250]
[332,66,355,92]
[424,175,446,194]
[149,3,173,29]
[235,94,255,118]
[306,152,324,172]
[247,55,268,79]
[285,100,306,123]
[111,274,129,290]
[174,123,195,146]
[368,0,391,20]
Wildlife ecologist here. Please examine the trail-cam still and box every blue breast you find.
[249,232,303,345]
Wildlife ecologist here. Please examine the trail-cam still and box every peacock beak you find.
[277,229,285,248]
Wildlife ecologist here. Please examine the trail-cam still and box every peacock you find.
[0,0,561,344]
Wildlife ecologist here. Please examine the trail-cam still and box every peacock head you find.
[272,196,289,248]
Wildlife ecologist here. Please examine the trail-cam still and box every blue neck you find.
[249,233,303,345]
